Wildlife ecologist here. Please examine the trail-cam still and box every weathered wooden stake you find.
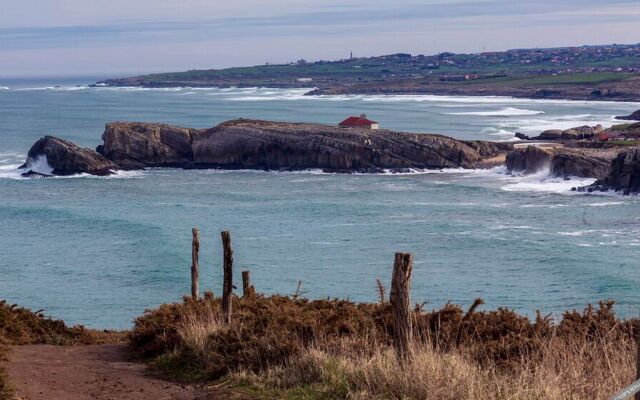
[242,270,253,297]
[191,227,200,300]
[390,252,413,359]
[221,231,233,324]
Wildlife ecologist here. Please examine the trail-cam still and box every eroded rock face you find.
[507,145,617,179]
[550,152,612,180]
[100,122,199,169]
[191,120,512,171]
[586,149,640,194]
[506,146,552,174]
[24,136,117,176]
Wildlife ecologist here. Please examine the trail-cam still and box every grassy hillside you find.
[100,43,640,89]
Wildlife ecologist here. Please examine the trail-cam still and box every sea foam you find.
[446,107,544,116]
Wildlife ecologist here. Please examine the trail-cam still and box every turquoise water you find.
[1,77,639,329]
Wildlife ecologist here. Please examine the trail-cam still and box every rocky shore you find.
[19,119,640,194]
[578,148,640,195]
[505,145,619,179]
[305,79,640,102]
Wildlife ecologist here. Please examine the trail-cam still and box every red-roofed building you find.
[339,114,379,130]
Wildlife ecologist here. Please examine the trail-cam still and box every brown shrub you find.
[130,292,639,392]
[0,300,123,346]
[236,336,635,400]
[130,294,386,379]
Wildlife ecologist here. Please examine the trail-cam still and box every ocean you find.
[1,77,639,329]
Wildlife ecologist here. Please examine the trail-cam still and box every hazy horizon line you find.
[1,40,638,81]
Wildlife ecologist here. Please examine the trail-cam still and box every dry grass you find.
[129,295,640,399]
[236,336,634,399]
[177,298,227,353]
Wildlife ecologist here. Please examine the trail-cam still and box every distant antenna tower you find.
[483,43,486,53]
[350,51,353,60]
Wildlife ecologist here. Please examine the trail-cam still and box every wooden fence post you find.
[191,227,200,300]
[221,231,233,324]
[242,270,253,297]
[390,252,413,359]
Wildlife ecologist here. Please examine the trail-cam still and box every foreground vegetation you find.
[0,300,123,399]
[130,293,638,399]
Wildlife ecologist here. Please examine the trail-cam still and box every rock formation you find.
[21,120,640,195]
[603,122,640,140]
[581,148,640,194]
[98,122,199,169]
[23,136,117,176]
[85,119,511,173]
[506,146,552,174]
[550,152,613,180]
[615,110,640,121]
[23,120,514,175]
[191,120,511,172]
[506,145,617,179]
[529,125,603,141]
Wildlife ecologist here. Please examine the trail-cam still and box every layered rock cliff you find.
[506,145,617,180]
[79,119,509,173]
[98,122,200,169]
[191,120,511,171]
[582,148,640,194]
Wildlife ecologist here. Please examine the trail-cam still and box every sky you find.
[1,0,640,77]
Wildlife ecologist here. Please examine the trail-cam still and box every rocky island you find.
[21,120,512,175]
[19,119,640,194]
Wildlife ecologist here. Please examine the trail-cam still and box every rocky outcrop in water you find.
[529,125,604,141]
[22,136,117,176]
[23,120,512,176]
[616,110,640,121]
[581,148,640,194]
[506,145,616,179]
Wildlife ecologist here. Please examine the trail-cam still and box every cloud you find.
[0,0,639,75]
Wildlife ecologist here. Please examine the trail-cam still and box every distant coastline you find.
[93,79,640,103]
[95,42,640,102]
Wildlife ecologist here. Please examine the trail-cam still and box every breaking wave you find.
[0,155,144,180]
[446,107,544,116]
[500,173,596,194]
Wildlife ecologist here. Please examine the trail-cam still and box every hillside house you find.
[339,114,379,129]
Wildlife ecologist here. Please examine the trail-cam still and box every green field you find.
[455,72,634,87]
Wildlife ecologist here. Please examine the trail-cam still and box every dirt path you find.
[5,344,249,400]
